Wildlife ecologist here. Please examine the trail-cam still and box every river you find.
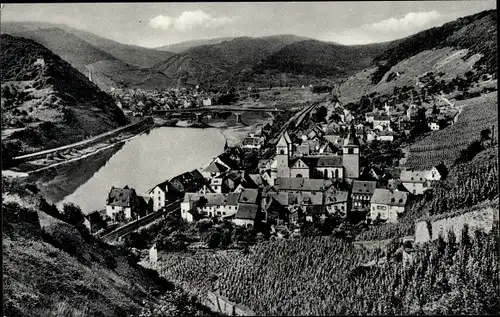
[43,127,227,214]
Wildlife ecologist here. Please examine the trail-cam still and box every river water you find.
[51,127,226,213]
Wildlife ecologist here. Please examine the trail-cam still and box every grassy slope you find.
[338,9,497,104]
[1,34,127,155]
[2,182,214,317]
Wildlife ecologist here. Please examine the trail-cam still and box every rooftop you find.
[235,203,259,220]
[371,189,408,207]
[352,180,377,195]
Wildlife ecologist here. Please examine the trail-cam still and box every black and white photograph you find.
[1,1,498,316]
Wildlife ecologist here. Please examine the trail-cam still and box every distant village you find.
[83,94,457,239]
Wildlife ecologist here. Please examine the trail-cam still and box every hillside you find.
[154,35,312,88]
[156,37,236,53]
[248,40,390,87]
[2,179,214,317]
[1,21,176,68]
[1,23,175,90]
[1,34,127,157]
[338,9,497,103]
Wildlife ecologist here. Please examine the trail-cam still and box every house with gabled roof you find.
[106,185,140,221]
[233,203,259,228]
[400,170,430,195]
[351,180,377,211]
[324,189,349,217]
[370,189,409,223]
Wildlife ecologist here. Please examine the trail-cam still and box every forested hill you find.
[153,35,313,88]
[248,40,390,87]
[1,34,127,157]
[369,9,497,84]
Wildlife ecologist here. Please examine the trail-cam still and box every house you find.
[351,180,377,210]
[201,161,228,180]
[366,130,378,143]
[426,164,448,182]
[149,180,170,212]
[84,210,107,235]
[370,189,409,223]
[262,191,290,225]
[373,114,391,128]
[233,203,259,228]
[210,177,223,193]
[106,186,140,221]
[400,170,430,195]
[202,98,212,106]
[428,122,440,131]
[274,177,334,194]
[305,205,328,222]
[242,135,265,149]
[324,189,349,217]
[365,112,376,123]
[181,193,229,220]
[378,130,394,142]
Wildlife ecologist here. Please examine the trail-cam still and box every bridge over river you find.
[152,106,284,123]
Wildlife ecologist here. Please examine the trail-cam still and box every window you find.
[222,212,226,215]
[348,148,354,154]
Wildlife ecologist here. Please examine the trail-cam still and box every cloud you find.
[149,10,236,32]
[149,15,173,31]
[322,11,454,45]
[368,10,442,33]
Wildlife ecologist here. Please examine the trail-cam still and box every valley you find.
[1,5,498,317]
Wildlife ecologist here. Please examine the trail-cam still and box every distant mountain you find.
[1,22,176,67]
[1,34,127,156]
[338,9,497,103]
[1,22,175,90]
[155,37,236,53]
[154,35,313,88]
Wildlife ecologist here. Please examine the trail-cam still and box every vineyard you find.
[405,92,497,169]
[356,145,498,241]
[157,229,499,315]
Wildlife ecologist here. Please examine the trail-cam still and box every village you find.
[82,91,457,245]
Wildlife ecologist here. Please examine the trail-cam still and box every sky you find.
[0,1,496,48]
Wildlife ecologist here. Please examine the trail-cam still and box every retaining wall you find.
[205,291,256,316]
[414,205,499,244]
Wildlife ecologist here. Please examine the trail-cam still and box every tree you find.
[313,106,328,123]
[480,128,491,146]
[62,203,85,226]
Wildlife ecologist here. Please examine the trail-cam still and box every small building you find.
[400,170,430,195]
[106,186,140,221]
[84,210,107,235]
[242,136,265,149]
[324,189,349,217]
[233,203,259,228]
[428,122,440,131]
[351,180,377,210]
[370,189,409,223]
[378,130,394,142]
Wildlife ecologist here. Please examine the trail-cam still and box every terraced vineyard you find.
[406,92,498,169]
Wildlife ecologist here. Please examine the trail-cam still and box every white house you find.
[426,166,443,181]
[202,98,212,106]
[378,130,394,142]
[370,189,409,223]
[149,181,170,212]
[366,130,378,143]
[373,114,391,128]
[106,186,139,221]
[428,122,440,131]
[400,170,430,195]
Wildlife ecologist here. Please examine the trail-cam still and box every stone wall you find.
[205,291,256,316]
[415,205,499,244]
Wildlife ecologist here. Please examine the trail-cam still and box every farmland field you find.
[405,92,498,169]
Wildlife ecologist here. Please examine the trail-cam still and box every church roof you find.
[345,124,360,146]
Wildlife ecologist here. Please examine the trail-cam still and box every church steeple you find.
[344,123,360,147]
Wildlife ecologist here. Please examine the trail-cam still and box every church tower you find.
[276,131,292,178]
[343,124,360,180]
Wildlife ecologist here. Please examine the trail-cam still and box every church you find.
[270,124,360,184]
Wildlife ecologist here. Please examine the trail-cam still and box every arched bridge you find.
[152,106,284,123]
